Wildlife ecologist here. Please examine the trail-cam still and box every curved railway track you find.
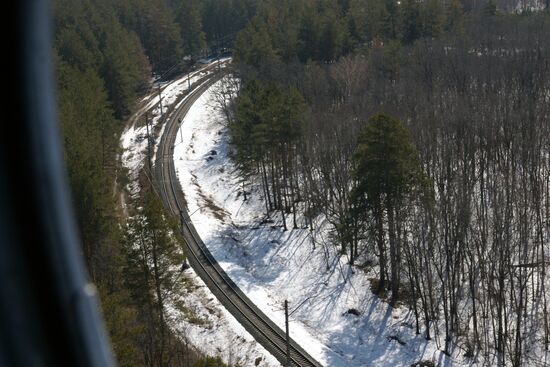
[153,70,323,367]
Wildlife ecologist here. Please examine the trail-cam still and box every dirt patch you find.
[368,278,418,308]
[190,173,230,222]
[172,298,211,328]
[369,278,388,299]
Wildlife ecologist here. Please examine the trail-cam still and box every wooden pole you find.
[157,85,164,116]
[285,300,291,366]
[178,117,183,143]
[145,112,152,171]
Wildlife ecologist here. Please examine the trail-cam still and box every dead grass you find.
[190,173,230,222]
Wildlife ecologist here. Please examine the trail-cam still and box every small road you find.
[153,69,323,367]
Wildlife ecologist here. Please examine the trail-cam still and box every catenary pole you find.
[285,300,291,366]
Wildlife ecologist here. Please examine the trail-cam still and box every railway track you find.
[153,70,323,367]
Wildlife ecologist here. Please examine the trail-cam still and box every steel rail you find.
[153,70,323,367]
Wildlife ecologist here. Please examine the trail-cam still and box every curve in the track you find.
[153,70,323,367]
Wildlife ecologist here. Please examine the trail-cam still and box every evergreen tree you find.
[346,0,368,46]
[56,60,118,280]
[101,19,150,118]
[116,0,184,75]
[381,39,405,81]
[175,0,207,59]
[52,0,262,364]
[297,5,321,61]
[483,0,498,16]
[365,0,391,41]
[99,285,142,367]
[383,0,401,39]
[259,0,301,62]
[351,113,424,304]
[123,192,184,366]
[445,0,465,34]
[231,79,266,169]
[420,0,444,39]
[400,0,421,44]
[234,17,278,69]
[54,0,103,72]
[319,14,347,61]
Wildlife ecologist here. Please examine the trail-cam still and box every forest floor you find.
[171,78,483,367]
[120,65,279,367]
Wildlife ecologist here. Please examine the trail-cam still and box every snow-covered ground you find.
[172,79,478,366]
[121,67,216,197]
[165,260,279,367]
[120,66,279,367]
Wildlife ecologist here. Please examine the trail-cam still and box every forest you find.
[54,0,255,365]
[227,1,550,366]
[54,0,549,366]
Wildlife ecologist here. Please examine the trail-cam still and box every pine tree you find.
[175,0,207,59]
[352,113,424,304]
[383,0,401,39]
[483,0,497,16]
[297,6,321,61]
[56,60,118,280]
[234,17,278,69]
[115,0,184,75]
[444,0,464,34]
[123,191,184,367]
[420,0,444,39]
[101,19,150,118]
[400,0,421,44]
[319,14,346,62]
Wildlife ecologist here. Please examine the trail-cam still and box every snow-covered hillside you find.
[120,68,279,367]
[172,79,475,366]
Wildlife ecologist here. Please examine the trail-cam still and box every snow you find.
[121,63,235,194]
[172,78,479,366]
[121,65,279,367]
[120,121,148,196]
[145,69,209,112]
[166,264,279,367]
[121,65,221,196]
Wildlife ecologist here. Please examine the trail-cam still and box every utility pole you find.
[178,117,183,143]
[157,85,164,116]
[145,112,152,172]
[187,71,191,90]
[285,300,291,367]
